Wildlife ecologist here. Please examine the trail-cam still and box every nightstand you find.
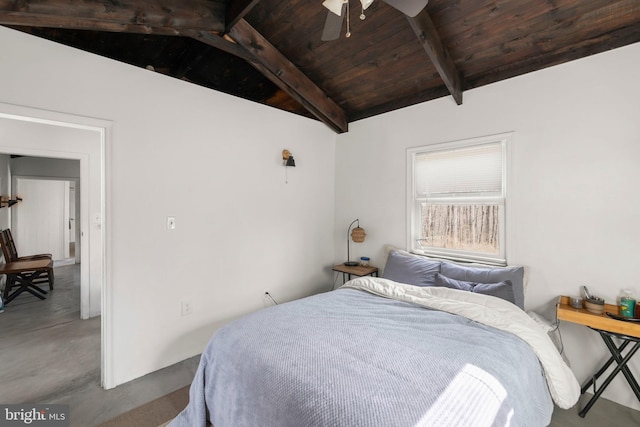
[332,263,379,285]
[557,295,640,417]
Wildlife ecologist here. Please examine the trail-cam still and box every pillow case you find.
[434,273,474,291]
[382,250,441,287]
[434,273,516,305]
[440,262,525,310]
[381,244,414,275]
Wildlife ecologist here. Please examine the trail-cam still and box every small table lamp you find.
[345,219,366,266]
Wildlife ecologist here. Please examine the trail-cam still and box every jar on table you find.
[359,257,370,267]
[620,289,636,318]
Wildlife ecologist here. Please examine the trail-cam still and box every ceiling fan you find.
[321,0,429,41]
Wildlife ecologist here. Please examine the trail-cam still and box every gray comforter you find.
[169,287,553,427]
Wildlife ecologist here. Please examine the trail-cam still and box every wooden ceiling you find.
[2,1,639,133]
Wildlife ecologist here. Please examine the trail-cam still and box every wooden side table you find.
[332,263,378,285]
[557,295,640,417]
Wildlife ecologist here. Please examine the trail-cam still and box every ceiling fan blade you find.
[383,0,429,17]
[361,0,375,10]
[323,0,346,16]
[321,6,346,41]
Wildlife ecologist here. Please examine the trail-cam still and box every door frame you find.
[0,102,114,389]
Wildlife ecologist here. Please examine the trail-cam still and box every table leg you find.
[601,335,640,399]
[4,270,49,304]
[579,332,640,417]
[581,339,632,394]
[340,272,354,284]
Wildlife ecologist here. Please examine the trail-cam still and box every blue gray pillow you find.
[380,249,525,309]
[434,273,516,305]
[382,251,441,287]
[440,262,525,310]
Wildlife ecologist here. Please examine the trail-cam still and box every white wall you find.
[0,26,336,386]
[335,42,640,410]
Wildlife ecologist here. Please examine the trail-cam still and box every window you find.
[407,133,510,265]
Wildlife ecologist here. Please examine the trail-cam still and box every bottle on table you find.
[619,289,636,318]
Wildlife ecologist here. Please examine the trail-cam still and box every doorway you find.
[0,102,112,388]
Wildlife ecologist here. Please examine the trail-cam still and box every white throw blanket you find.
[343,277,580,409]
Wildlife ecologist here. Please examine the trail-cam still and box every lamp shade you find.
[351,226,366,242]
[286,156,296,167]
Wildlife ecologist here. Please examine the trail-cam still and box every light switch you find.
[167,216,176,230]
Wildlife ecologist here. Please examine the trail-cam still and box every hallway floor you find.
[0,264,199,426]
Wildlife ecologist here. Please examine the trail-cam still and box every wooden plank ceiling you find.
[1,0,639,133]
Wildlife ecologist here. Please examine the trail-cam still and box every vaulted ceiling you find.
[2,0,639,133]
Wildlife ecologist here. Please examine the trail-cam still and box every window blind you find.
[415,143,503,198]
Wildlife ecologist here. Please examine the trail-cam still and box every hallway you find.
[0,264,198,426]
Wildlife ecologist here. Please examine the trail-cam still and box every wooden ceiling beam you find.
[187,29,348,133]
[227,19,348,134]
[1,0,346,132]
[226,0,262,34]
[0,0,225,35]
[184,30,253,62]
[407,9,463,105]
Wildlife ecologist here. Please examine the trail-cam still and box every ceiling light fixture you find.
[321,0,429,41]
[360,0,374,19]
[322,0,347,16]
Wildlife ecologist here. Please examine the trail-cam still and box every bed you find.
[169,251,580,427]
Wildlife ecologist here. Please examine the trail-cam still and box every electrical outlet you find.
[181,300,193,316]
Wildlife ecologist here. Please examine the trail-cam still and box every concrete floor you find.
[0,264,199,426]
[1,264,639,426]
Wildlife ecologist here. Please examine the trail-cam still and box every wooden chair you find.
[3,228,52,263]
[0,229,54,293]
[1,258,53,304]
